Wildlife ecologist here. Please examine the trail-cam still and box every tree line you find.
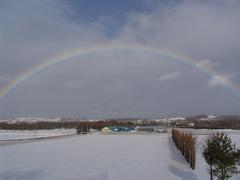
[0,120,136,130]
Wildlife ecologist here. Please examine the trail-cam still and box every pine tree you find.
[203,132,240,180]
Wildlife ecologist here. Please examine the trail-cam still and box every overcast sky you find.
[0,0,240,119]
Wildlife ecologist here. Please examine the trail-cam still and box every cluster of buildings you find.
[101,126,167,134]
[101,126,135,133]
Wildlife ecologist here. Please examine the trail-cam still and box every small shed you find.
[136,126,167,132]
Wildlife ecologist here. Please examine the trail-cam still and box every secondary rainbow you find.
[0,43,239,99]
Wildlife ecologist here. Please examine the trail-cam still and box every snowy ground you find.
[0,132,240,180]
[0,129,76,140]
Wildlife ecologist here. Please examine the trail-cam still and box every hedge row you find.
[172,128,196,169]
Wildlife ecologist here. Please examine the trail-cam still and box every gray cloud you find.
[0,0,240,118]
[196,59,219,69]
[0,0,108,77]
[158,71,182,82]
[207,73,235,88]
[119,0,240,69]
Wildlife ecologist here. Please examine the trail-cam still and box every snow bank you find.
[0,129,76,140]
[0,134,198,180]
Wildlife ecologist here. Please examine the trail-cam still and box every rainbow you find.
[0,43,239,99]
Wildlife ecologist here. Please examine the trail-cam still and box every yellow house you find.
[101,127,111,134]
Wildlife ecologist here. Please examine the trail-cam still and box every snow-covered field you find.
[0,129,76,140]
[0,131,240,180]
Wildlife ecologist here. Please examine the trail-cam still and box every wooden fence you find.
[172,128,196,169]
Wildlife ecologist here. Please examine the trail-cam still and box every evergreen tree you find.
[203,132,240,180]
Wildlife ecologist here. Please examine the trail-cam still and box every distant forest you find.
[1,115,240,130]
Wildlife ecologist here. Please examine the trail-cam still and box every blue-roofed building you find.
[111,127,136,132]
